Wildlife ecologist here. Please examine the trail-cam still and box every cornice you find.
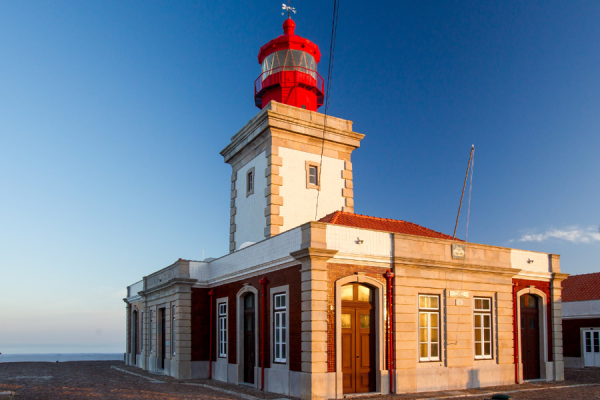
[220,102,364,164]
[290,247,339,262]
[393,256,520,276]
[138,278,197,296]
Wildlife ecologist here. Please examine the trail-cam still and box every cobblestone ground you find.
[0,361,599,400]
[0,361,247,400]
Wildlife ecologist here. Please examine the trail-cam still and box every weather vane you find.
[282,2,296,17]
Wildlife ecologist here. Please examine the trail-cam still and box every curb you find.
[110,366,166,383]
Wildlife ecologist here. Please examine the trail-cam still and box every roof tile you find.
[562,272,600,302]
[319,211,459,241]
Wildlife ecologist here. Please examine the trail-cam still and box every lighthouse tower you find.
[254,18,324,111]
[221,18,364,252]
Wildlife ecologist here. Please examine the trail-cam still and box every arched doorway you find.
[243,293,256,384]
[341,283,375,394]
[132,310,138,365]
[520,294,540,380]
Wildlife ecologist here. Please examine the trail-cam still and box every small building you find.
[123,17,568,399]
[562,272,600,368]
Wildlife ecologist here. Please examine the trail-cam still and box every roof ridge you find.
[566,272,600,278]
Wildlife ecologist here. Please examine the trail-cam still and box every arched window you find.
[520,294,538,309]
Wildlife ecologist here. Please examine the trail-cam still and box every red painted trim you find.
[384,270,394,394]
[259,277,268,391]
[257,19,321,64]
[512,283,518,384]
[208,289,214,379]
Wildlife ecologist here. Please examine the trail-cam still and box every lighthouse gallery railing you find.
[254,66,324,96]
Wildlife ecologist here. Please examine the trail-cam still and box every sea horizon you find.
[0,343,124,355]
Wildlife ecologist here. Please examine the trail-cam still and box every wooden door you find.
[341,284,375,394]
[520,294,540,380]
[243,294,256,383]
[132,311,138,365]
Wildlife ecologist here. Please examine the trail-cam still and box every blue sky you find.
[1,1,598,352]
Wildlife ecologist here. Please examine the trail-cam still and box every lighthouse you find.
[254,18,324,111]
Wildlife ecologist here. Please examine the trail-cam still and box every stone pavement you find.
[0,361,599,399]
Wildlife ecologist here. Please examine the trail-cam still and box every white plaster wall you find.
[326,225,392,258]
[207,227,301,282]
[189,262,210,281]
[511,249,551,278]
[278,147,345,233]
[562,299,600,319]
[235,151,268,246]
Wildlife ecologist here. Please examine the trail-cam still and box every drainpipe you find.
[259,277,268,391]
[209,289,214,379]
[384,270,394,394]
[512,283,518,384]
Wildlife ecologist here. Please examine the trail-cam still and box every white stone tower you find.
[220,101,364,252]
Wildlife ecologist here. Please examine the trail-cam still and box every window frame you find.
[473,297,493,360]
[418,294,441,362]
[305,161,320,190]
[246,167,255,197]
[218,302,227,358]
[273,293,287,363]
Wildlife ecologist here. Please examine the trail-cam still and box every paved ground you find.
[0,361,599,399]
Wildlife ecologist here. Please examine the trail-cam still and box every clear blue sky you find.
[1,1,598,352]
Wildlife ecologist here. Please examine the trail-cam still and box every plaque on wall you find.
[451,243,466,260]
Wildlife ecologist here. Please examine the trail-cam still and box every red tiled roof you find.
[319,211,459,241]
[562,272,600,302]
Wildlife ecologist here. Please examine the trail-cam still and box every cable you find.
[452,148,475,345]
[315,0,340,221]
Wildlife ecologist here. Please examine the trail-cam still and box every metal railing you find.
[254,66,324,96]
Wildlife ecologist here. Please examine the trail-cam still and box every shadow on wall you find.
[468,369,480,389]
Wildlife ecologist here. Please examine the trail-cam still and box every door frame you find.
[132,309,138,365]
[516,287,548,382]
[236,285,260,387]
[335,275,384,398]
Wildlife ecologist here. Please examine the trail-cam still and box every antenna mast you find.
[453,145,475,240]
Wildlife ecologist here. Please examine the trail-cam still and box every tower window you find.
[306,161,320,189]
[246,167,255,197]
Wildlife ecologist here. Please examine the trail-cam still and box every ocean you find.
[0,344,124,363]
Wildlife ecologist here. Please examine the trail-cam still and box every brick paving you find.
[0,361,599,399]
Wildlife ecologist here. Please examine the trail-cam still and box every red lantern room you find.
[254,18,324,111]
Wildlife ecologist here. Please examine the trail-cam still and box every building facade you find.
[561,272,600,368]
[123,18,568,399]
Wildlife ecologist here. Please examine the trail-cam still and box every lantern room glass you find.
[261,50,317,80]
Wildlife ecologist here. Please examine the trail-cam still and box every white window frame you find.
[474,297,493,360]
[273,293,287,363]
[419,295,440,362]
[218,302,227,358]
[171,305,176,356]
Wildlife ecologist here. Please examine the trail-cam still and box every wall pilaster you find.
[551,255,568,381]
[291,222,337,399]
[265,146,283,237]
